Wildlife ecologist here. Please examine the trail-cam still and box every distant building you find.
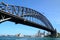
[37,30,41,37]
[46,32,51,36]
[15,33,24,37]
[15,33,21,37]
[35,30,45,37]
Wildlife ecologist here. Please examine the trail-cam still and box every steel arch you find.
[0,2,54,31]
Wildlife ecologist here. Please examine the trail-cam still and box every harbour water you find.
[0,37,60,40]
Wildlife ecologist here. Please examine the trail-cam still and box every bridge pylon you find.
[51,29,57,37]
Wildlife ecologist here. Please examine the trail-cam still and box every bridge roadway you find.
[0,10,55,33]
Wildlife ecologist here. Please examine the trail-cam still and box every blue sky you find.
[0,0,60,35]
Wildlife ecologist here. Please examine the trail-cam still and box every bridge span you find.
[0,2,57,37]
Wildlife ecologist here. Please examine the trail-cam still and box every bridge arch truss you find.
[0,2,55,33]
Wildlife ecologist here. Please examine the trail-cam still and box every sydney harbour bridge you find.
[0,2,57,37]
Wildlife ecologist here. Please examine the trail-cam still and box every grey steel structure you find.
[0,2,56,37]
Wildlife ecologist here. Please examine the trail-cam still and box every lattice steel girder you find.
[0,14,11,23]
[0,18,11,23]
[0,2,55,32]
